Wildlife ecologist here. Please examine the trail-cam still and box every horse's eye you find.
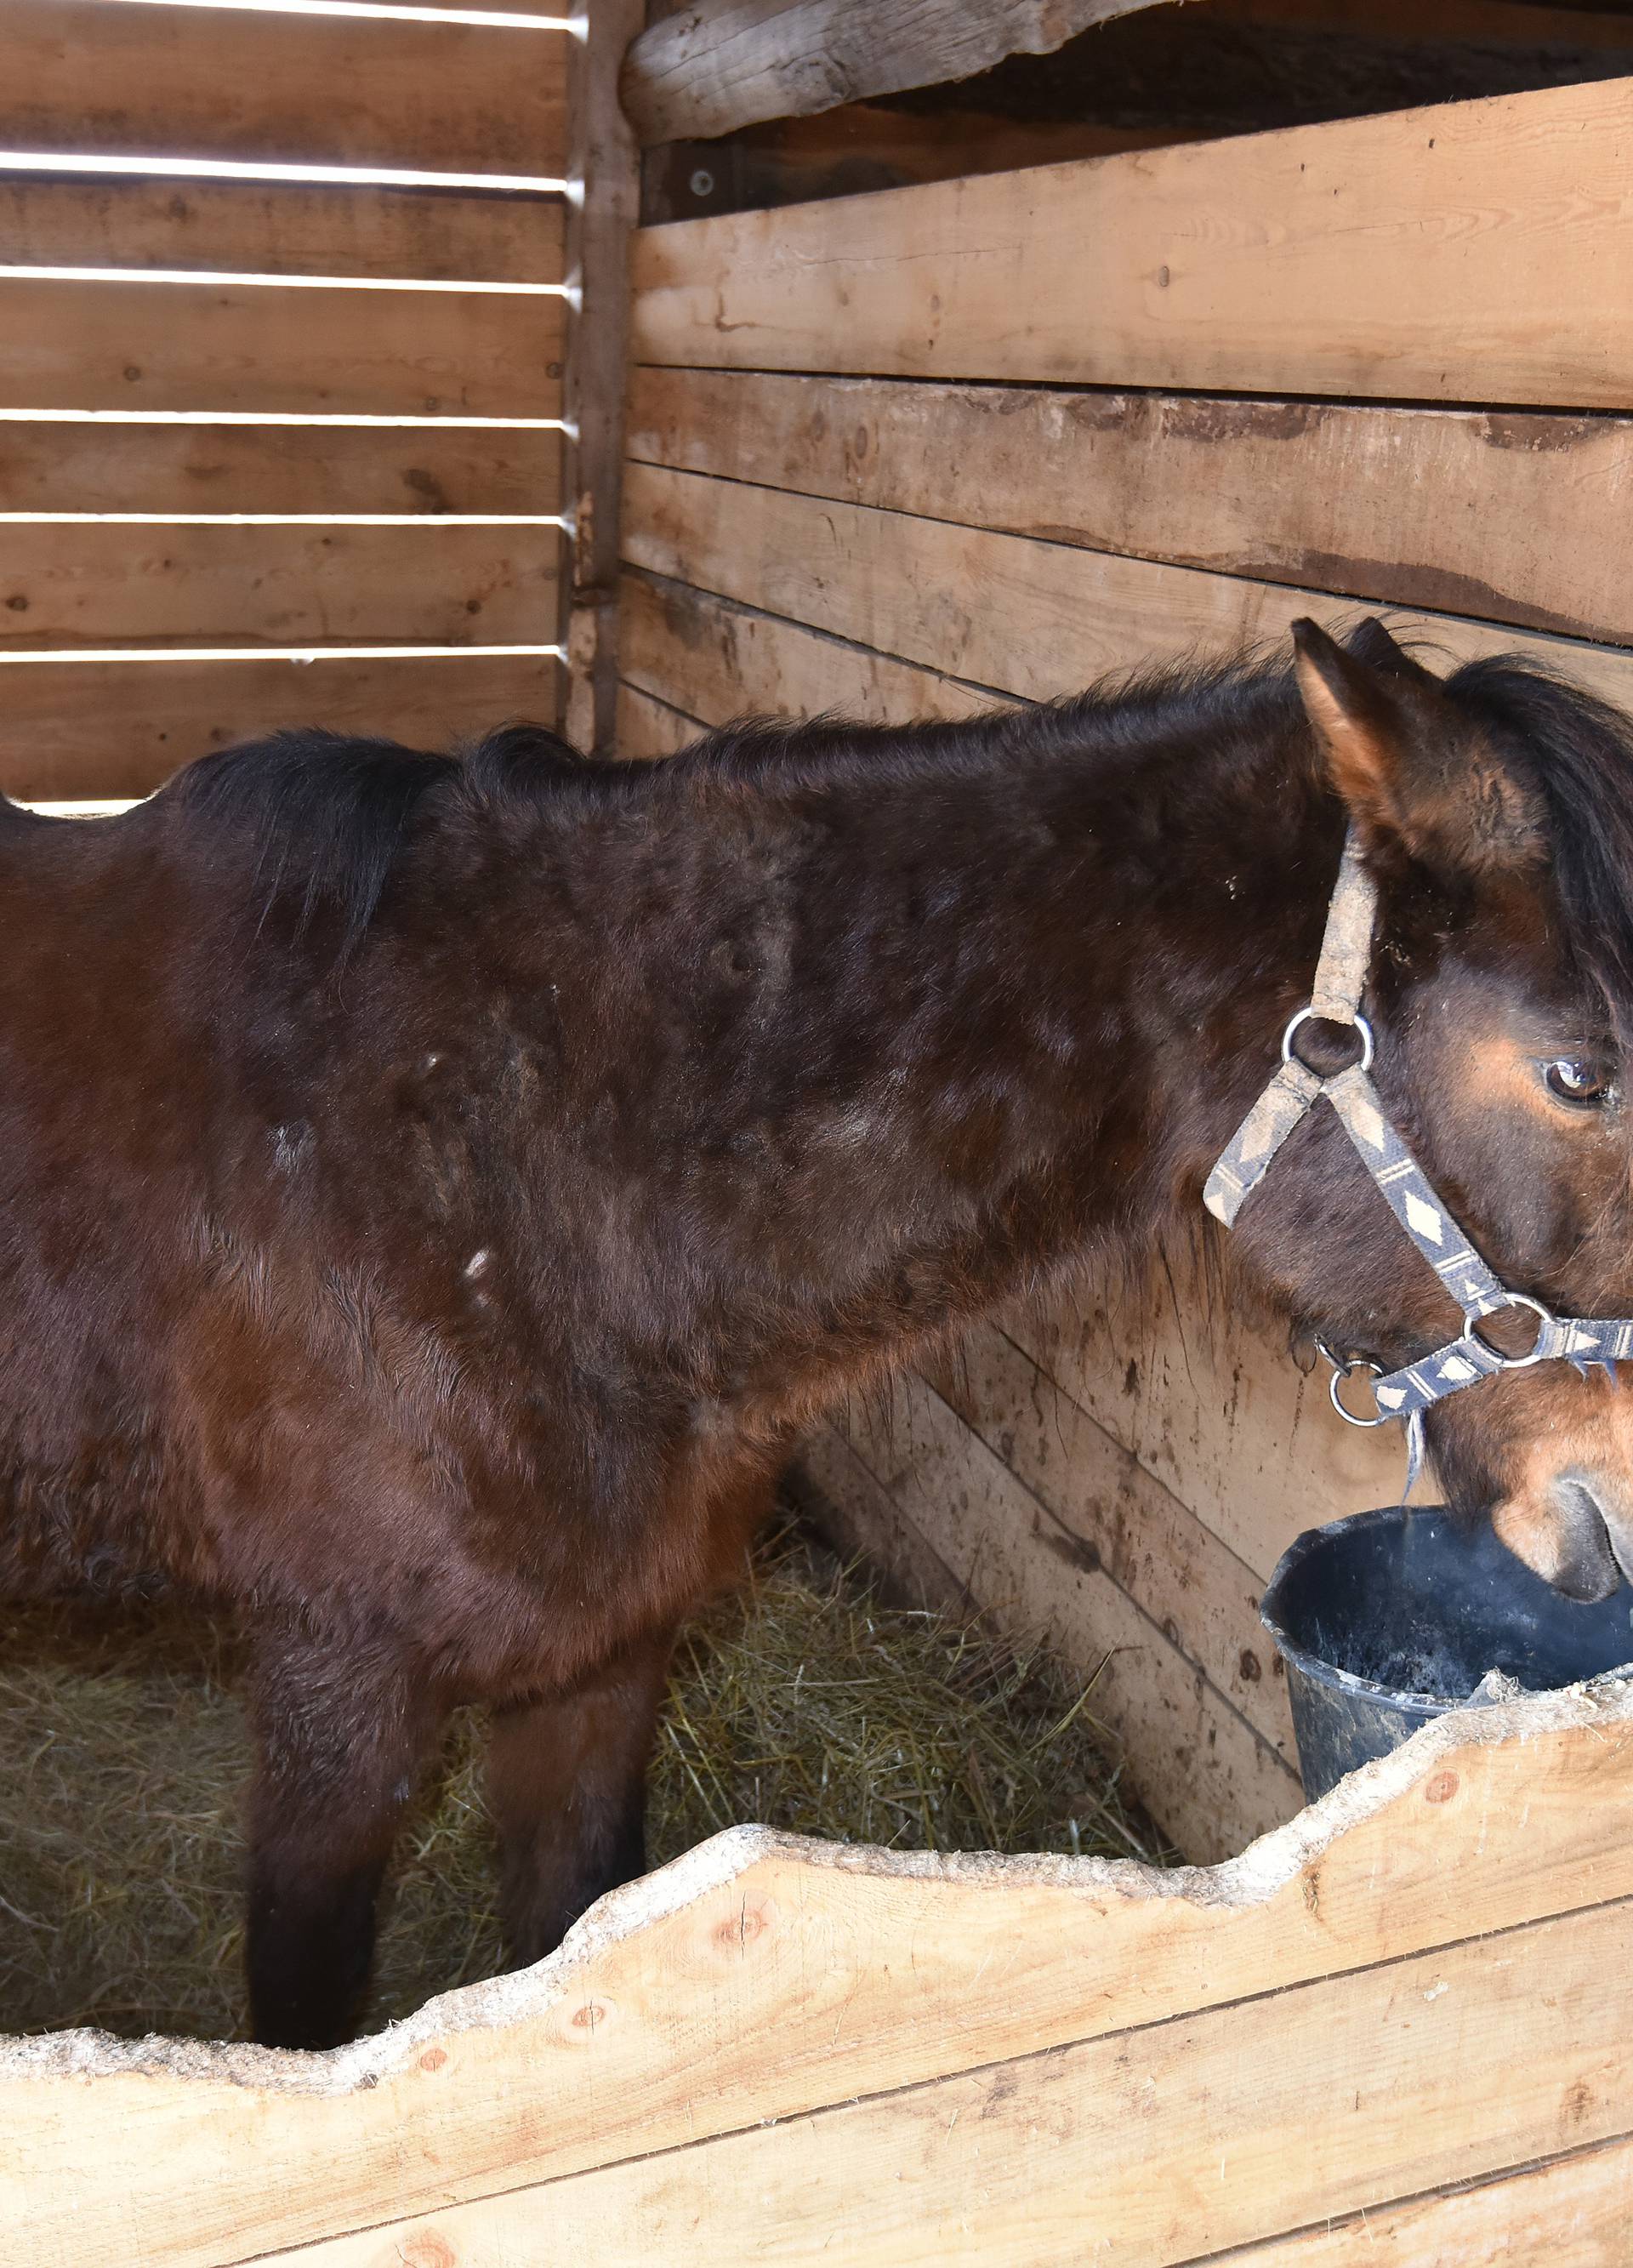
[1544,1056,1616,1107]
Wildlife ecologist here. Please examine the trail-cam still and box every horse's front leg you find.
[243,1629,442,2050]
[486,1629,674,1969]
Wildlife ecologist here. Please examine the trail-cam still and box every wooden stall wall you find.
[620,74,1633,1859]
[0,0,574,801]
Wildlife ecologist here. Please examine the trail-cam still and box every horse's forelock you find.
[1445,656,1633,1039]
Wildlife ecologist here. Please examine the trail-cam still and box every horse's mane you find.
[154,646,1633,1007]
[171,721,586,957]
[162,659,1294,956]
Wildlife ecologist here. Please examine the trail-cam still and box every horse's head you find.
[1228,618,1633,1601]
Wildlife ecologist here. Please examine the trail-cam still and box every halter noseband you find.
[1204,833,1632,1496]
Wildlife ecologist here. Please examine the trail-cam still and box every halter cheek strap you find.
[1203,832,1631,1496]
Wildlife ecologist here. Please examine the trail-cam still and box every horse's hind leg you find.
[243,1633,441,2050]
[486,1629,674,1969]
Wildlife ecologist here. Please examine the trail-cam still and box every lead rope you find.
[1203,832,1631,1501]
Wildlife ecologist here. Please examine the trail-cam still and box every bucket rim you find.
[1260,1502,1633,1716]
[1260,1503,1467,1718]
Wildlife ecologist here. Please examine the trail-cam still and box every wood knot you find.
[398,2234,456,2268]
[418,2047,448,2073]
[1424,1770,1459,1805]
[570,2000,608,2032]
[717,1903,769,1951]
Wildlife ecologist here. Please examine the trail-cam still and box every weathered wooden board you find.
[626,369,1633,648]
[1222,2131,1633,2263]
[630,77,1633,409]
[270,1902,1633,2266]
[619,568,997,727]
[1010,1285,1402,1587]
[0,655,560,801]
[6,1684,1633,2267]
[0,524,558,651]
[0,278,563,419]
[620,464,1633,709]
[0,424,561,516]
[614,679,701,759]
[0,180,565,284]
[620,0,1170,146]
[921,1323,1299,1758]
[830,1365,1303,1857]
[559,0,645,751]
[0,0,570,176]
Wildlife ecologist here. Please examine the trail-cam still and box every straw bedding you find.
[0,1513,1165,2043]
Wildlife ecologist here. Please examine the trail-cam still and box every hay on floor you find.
[0,1516,1168,2044]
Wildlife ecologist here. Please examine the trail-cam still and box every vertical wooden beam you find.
[560,0,644,751]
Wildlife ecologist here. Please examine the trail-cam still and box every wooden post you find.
[560,0,644,754]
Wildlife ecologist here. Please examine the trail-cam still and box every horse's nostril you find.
[1550,1475,1630,1601]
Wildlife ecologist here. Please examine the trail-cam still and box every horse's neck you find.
[712,709,1336,1349]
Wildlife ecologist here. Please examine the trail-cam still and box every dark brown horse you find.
[5,616,1633,2049]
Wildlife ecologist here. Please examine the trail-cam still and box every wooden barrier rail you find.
[5,1687,1631,2263]
[0,0,570,177]
[0,179,566,285]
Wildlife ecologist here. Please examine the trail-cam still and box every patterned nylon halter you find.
[1204,833,1633,1496]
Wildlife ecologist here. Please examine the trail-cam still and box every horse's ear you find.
[1342,615,1437,687]
[1290,617,1545,873]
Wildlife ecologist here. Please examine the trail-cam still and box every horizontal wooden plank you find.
[0,423,561,515]
[832,1366,1303,1858]
[1222,2130,1633,2264]
[271,1898,1633,2268]
[620,463,1633,710]
[619,567,999,727]
[0,523,559,649]
[630,77,1633,408]
[620,0,1167,146]
[0,277,563,417]
[8,1681,1632,2266]
[613,679,700,759]
[0,653,560,801]
[0,180,566,284]
[626,368,1633,647]
[617,565,996,721]
[920,1323,1298,1759]
[0,0,569,176]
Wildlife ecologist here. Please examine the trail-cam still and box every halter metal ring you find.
[1282,1006,1374,1074]
[1319,1344,1391,1427]
[1461,1291,1556,1370]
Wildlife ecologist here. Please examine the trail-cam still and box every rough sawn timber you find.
[629,76,1633,409]
[0,277,564,420]
[4,1684,1630,2265]
[559,0,645,752]
[0,0,570,177]
[0,655,561,803]
[626,368,1633,649]
[619,462,1633,713]
[619,0,1179,147]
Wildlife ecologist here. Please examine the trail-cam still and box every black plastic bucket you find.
[1260,1505,1633,1801]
